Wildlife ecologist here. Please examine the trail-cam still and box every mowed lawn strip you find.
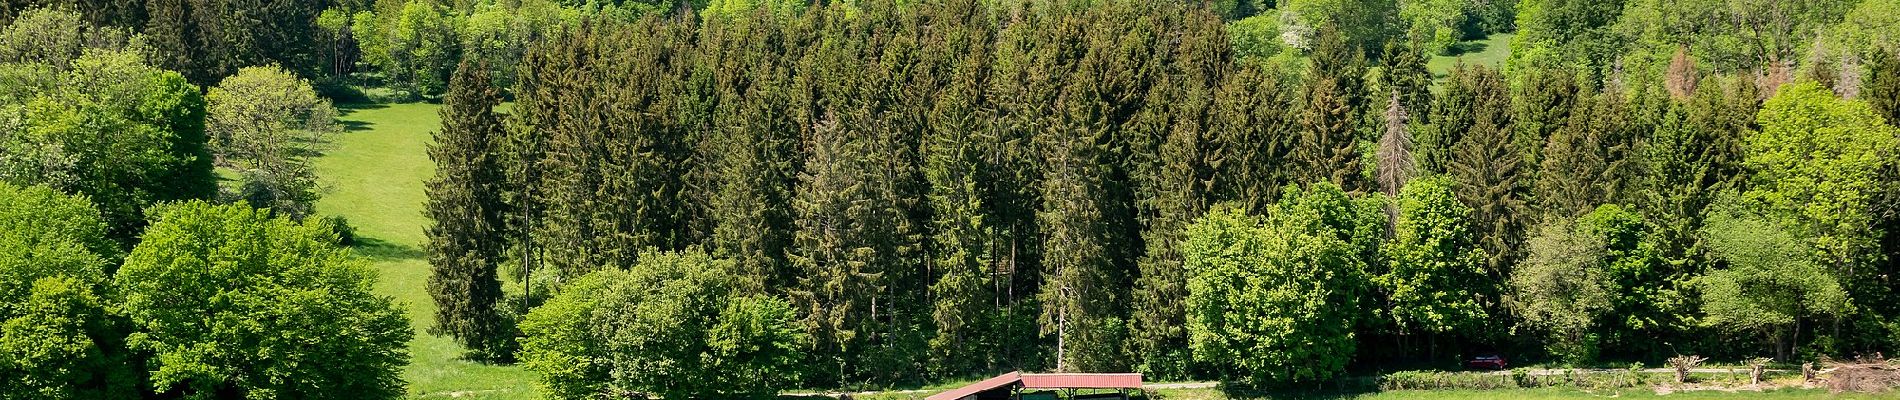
[316,102,541,399]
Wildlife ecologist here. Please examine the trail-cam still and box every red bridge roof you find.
[1021,373,1143,389]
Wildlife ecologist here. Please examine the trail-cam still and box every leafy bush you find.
[319,215,357,246]
[116,202,411,399]
[0,183,134,399]
[1184,184,1376,385]
[519,250,806,399]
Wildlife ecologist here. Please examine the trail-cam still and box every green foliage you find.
[206,65,339,219]
[0,50,216,242]
[1867,47,1900,126]
[1746,82,1899,270]
[1379,177,1491,338]
[0,7,141,71]
[1535,91,1648,219]
[116,201,411,399]
[357,0,462,98]
[1511,0,1625,70]
[1295,24,1369,194]
[1228,13,1284,65]
[143,0,330,85]
[426,60,515,362]
[1399,0,1466,55]
[1184,186,1369,385]
[517,251,805,399]
[0,183,132,400]
[1442,64,1528,277]
[1278,0,1400,52]
[1697,204,1849,360]
[1511,205,1660,364]
[516,17,698,283]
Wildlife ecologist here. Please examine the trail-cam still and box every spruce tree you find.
[1511,67,1579,168]
[1210,63,1297,212]
[1537,91,1647,219]
[1868,47,1900,127]
[425,60,514,361]
[1378,91,1415,199]
[924,3,1000,376]
[1296,23,1367,193]
[1446,65,1528,281]
[705,16,798,293]
[1128,7,1227,378]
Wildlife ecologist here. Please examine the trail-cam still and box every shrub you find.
[319,215,357,246]
[0,183,134,399]
[115,201,411,399]
[519,250,806,399]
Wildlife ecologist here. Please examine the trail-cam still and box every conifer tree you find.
[425,60,514,361]
[1511,67,1580,167]
[1868,47,1900,126]
[1378,91,1415,200]
[1537,92,1647,219]
[705,13,798,292]
[1446,65,1528,280]
[1210,64,1297,212]
[1380,40,1433,124]
[1128,8,1227,378]
[923,2,1000,376]
[1296,23,1368,193]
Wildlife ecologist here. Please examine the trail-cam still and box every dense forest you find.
[3,0,1900,398]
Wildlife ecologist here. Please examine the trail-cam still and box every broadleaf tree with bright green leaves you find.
[115,202,411,399]
[1184,184,1369,385]
[1697,204,1850,361]
[0,49,216,243]
[0,183,133,400]
[1378,176,1491,344]
[206,64,340,220]
[1745,82,1900,285]
[517,250,805,399]
[1509,205,1661,364]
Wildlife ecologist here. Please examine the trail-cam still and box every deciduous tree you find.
[116,202,411,399]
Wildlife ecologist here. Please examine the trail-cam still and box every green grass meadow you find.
[1428,33,1513,80]
[315,102,541,399]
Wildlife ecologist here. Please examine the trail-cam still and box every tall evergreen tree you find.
[1537,90,1651,220]
[704,12,799,292]
[1128,7,1227,378]
[1420,63,1482,174]
[425,60,514,361]
[1446,65,1528,281]
[1295,23,1368,193]
[530,18,699,281]
[1209,63,1297,212]
[1512,67,1580,167]
[923,0,1000,376]
[1868,47,1900,127]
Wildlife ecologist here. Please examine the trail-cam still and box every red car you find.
[1465,353,1508,370]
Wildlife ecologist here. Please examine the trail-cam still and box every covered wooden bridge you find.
[925,371,1144,400]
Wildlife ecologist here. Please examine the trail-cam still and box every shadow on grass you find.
[353,236,425,261]
[1445,40,1490,57]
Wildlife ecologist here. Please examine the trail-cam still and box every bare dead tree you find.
[1377,91,1414,234]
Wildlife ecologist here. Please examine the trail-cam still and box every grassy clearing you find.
[1428,33,1513,79]
[315,102,541,400]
